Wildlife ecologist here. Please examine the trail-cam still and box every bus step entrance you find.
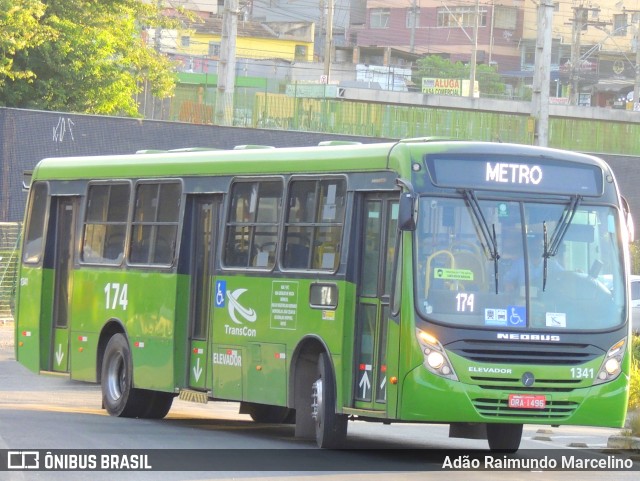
[178,389,209,404]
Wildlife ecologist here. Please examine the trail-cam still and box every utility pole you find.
[323,0,334,79]
[469,0,479,98]
[215,0,239,126]
[567,5,605,106]
[409,0,417,54]
[632,12,640,109]
[532,0,554,146]
[570,6,584,106]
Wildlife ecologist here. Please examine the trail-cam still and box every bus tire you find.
[101,333,144,418]
[487,423,523,452]
[140,390,174,419]
[312,352,347,448]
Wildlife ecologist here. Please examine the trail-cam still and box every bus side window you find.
[223,180,282,269]
[129,182,180,266]
[82,183,130,264]
[283,178,345,271]
[22,182,49,264]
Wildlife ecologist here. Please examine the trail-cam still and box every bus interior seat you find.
[285,243,309,268]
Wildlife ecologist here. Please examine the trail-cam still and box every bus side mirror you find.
[399,192,417,231]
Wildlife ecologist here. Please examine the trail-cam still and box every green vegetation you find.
[0,0,177,116]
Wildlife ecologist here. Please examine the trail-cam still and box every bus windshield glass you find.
[415,196,625,331]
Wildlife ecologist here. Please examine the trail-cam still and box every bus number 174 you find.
[456,293,474,313]
[104,283,129,310]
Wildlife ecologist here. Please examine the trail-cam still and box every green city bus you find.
[14,139,634,451]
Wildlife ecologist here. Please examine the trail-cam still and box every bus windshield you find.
[415,195,625,331]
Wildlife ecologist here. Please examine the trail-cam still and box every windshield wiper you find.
[541,195,582,291]
[461,190,500,293]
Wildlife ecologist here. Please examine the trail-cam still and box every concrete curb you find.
[607,435,640,449]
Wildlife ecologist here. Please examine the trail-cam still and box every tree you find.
[415,55,506,97]
[0,0,52,85]
[0,0,177,116]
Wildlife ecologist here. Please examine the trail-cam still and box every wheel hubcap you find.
[106,354,124,401]
[311,378,323,422]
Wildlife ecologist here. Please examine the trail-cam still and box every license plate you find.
[508,394,546,409]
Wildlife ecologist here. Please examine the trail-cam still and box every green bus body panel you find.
[211,276,351,407]
[212,345,243,399]
[15,267,44,372]
[246,343,287,405]
[68,269,178,391]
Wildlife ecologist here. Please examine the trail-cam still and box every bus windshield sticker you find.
[507,306,527,327]
[433,267,474,281]
[546,312,567,328]
[485,308,508,326]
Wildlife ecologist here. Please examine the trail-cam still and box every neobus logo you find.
[497,333,561,342]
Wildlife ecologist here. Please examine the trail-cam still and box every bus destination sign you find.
[425,155,603,196]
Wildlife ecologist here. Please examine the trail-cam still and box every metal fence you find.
[164,85,640,154]
[0,222,20,322]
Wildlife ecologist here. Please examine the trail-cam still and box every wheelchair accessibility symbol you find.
[215,280,226,308]
[508,305,526,327]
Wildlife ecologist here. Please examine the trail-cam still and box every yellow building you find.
[176,18,314,62]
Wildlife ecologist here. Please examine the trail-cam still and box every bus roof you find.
[32,141,403,181]
[30,140,611,182]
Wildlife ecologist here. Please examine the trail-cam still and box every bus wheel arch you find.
[290,337,347,447]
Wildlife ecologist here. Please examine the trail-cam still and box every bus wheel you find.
[140,390,174,419]
[312,352,347,448]
[101,333,143,418]
[487,423,523,452]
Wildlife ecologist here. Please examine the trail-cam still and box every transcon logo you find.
[496,333,561,342]
[227,288,257,325]
[468,367,512,374]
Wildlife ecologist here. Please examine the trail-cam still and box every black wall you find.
[0,108,389,222]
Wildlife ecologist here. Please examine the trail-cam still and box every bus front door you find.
[353,194,399,413]
[186,195,220,391]
[46,197,78,373]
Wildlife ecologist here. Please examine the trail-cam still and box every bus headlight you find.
[593,338,626,385]
[416,329,458,381]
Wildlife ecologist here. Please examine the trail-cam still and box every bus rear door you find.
[44,196,78,373]
[353,193,399,413]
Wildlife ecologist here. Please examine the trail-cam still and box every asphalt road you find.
[0,321,637,480]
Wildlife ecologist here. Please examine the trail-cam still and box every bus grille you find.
[468,376,582,392]
[472,398,578,420]
[447,339,603,365]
